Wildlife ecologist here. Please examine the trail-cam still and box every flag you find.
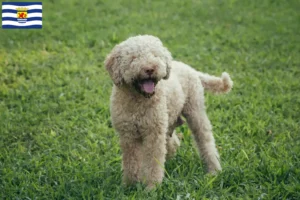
[2,2,42,29]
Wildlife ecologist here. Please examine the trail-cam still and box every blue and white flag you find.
[2,2,42,29]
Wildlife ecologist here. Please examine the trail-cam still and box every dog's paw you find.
[207,163,222,175]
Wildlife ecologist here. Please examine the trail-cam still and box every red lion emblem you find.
[18,12,27,19]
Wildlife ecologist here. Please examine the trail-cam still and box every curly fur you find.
[105,35,233,189]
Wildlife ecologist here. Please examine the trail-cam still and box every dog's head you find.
[104,35,172,98]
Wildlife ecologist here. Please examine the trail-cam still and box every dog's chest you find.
[111,93,168,137]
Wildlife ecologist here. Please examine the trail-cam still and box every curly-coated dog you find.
[104,35,233,189]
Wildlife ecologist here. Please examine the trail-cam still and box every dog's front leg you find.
[141,131,167,189]
[120,135,143,186]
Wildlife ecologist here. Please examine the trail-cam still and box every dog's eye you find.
[130,56,136,63]
[151,52,159,58]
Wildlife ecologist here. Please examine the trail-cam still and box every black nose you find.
[145,69,154,75]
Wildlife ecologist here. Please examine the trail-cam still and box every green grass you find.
[0,0,299,199]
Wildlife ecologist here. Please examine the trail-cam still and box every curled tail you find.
[198,72,233,94]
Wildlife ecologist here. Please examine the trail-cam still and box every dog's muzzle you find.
[133,78,158,98]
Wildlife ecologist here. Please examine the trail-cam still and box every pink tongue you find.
[142,80,155,93]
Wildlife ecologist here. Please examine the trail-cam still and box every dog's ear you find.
[162,46,172,80]
[163,62,171,80]
[104,49,124,86]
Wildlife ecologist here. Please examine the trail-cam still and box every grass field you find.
[0,0,300,199]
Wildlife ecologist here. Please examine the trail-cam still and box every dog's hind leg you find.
[166,130,181,159]
[183,79,221,173]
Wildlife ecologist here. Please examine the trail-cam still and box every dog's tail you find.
[198,72,233,94]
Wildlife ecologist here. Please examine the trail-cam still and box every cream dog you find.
[105,35,233,189]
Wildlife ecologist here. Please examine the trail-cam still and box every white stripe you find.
[2,5,42,10]
[2,13,42,18]
[2,20,42,26]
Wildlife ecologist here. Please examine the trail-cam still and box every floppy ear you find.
[104,49,124,86]
[163,61,171,80]
[163,47,172,80]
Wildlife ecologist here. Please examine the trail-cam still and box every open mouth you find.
[134,78,158,97]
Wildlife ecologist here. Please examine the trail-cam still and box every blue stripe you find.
[2,25,42,29]
[2,17,42,21]
[2,2,42,6]
[2,9,42,13]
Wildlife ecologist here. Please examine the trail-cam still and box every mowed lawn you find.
[0,0,299,199]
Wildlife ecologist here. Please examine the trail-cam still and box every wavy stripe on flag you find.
[2,2,42,6]
[2,5,42,10]
[2,17,42,22]
[2,13,42,18]
[2,9,42,14]
[2,21,42,26]
[2,25,42,29]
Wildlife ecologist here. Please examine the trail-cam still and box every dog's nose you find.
[145,68,154,75]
